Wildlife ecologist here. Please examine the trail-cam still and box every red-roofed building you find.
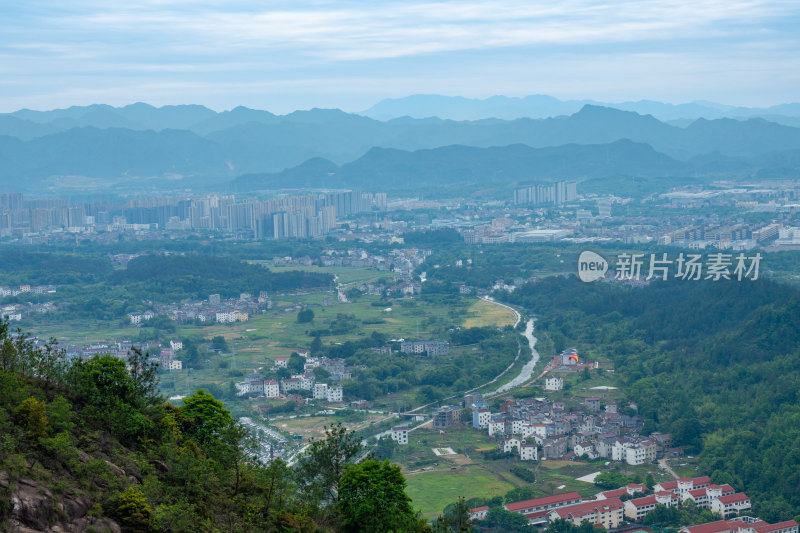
[655,476,711,499]
[753,521,800,533]
[624,492,679,521]
[596,483,648,500]
[711,493,751,517]
[469,506,489,520]
[549,498,625,529]
[504,492,582,516]
[687,484,736,509]
[680,517,798,533]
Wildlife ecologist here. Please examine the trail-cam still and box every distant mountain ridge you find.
[363,94,800,123]
[2,103,800,191]
[231,140,800,192]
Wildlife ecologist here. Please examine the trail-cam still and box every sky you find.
[1,0,799,113]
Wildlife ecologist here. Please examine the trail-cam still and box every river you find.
[488,318,539,395]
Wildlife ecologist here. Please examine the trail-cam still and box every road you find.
[659,458,679,480]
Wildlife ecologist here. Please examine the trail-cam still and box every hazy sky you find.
[1,0,799,113]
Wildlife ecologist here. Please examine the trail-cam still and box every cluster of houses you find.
[128,292,272,326]
[46,338,183,365]
[235,354,348,404]
[467,394,685,465]
[317,247,432,277]
[0,284,59,322]
[468,475,794,532]
[0,284,57,297]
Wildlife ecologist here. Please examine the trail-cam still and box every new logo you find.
[578,251,608,282]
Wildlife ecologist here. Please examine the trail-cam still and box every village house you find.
[325,385,343,403]
[545,376,564,391]
[711,493,752,518]
[624,492,680,521]
[549,498,625,529]
[264,379,280,398]
[469,506,489,521]
[686,484,736,509]
[390,426,408,445]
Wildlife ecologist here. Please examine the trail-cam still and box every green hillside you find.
[504,277,800,523]
[0,321,424,532]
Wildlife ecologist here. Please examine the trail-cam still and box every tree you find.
[645,473,656,489]
[373,435,398,461]
[288,352,305,374]
[594,471,633,489]
[310,335,323,355]
[117,487,152,532]
[211,335,228,352]
[505,486,536,503]
[14,397,48,439]
[295,423,363,505]
[180,389,233,446]
[126,347,161,409]
[336,459,422,533]
[485,506,533,531]
[434,497,473,532]
[297,309,315,324]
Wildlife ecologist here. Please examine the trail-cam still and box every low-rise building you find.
[624,492,680,521]
[326,385,343,403]
[520,442,538,461]
[313,383,328,400]
[545,376,564,391]
[711,493,751,518]
[264,379,280,398]
[433,405,461,428]
[391,426,409,445]
[469,506,489,521]
[504,492,582,517]
[473,407,491,429]
[679,517,798,533]
[549,498,625,529]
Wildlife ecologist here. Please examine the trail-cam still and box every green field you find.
[406,465,514,519]
[462,299,518,328]
[254,263,390,285]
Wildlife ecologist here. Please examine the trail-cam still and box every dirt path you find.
[659,458,679,480]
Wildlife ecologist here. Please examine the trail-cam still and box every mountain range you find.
[2,102,800,192]
[362,94,800,124]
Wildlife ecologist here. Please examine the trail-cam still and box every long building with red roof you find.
[680,517,798,533]
[504,491,582,515]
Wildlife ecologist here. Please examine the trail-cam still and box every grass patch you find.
[463,299,517,328]
[406,465,514,519]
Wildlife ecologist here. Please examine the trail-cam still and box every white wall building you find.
[313,383,328,400]
[520,443,538,461]
[391,426,409,445]
[264,379,280,398]
[545,376,564,391]
[326,385,343,403]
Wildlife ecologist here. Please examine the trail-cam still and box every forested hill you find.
[503,277,800,522]
[0,323,427,532]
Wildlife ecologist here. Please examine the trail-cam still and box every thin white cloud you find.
[0,0,798,111]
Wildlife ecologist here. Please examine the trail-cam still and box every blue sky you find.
[1,0,798,112]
